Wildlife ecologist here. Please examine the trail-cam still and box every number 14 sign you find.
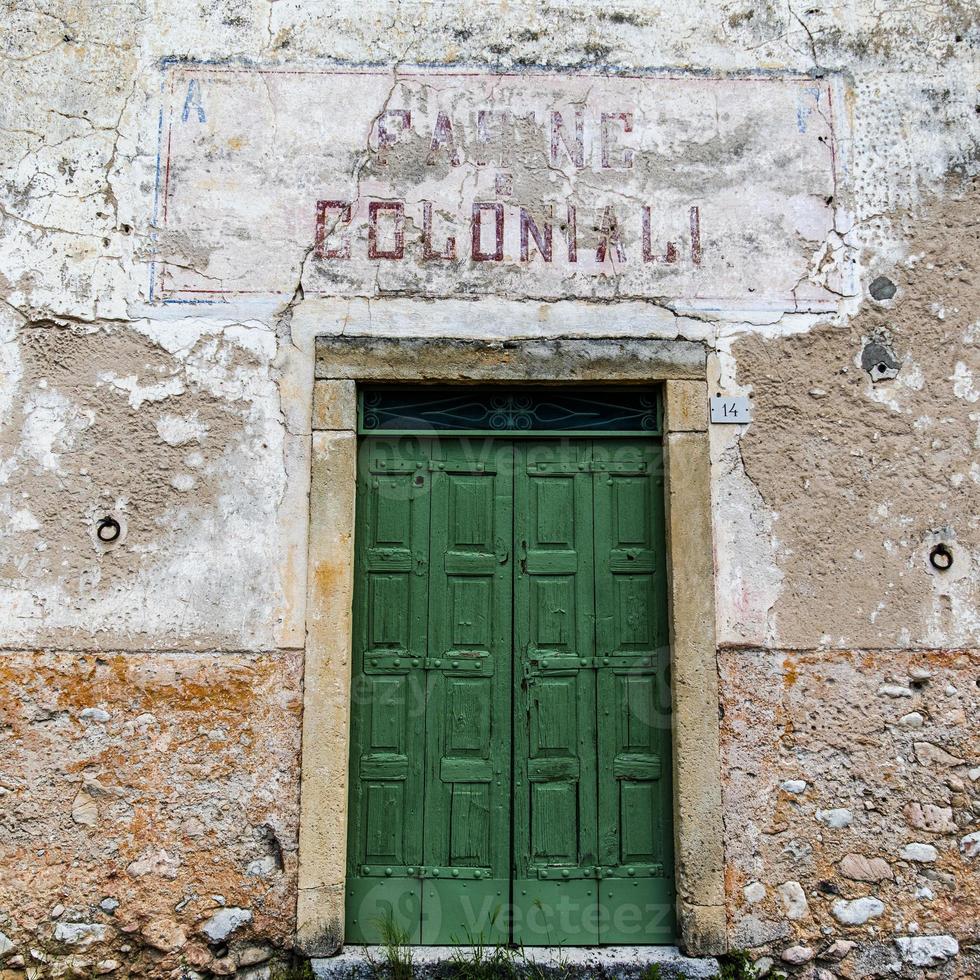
[710,395,753,424]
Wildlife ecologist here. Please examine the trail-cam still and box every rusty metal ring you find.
[929,543,953,571]
[96,517,121,543]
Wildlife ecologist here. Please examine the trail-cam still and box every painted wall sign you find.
[149,65,846,311]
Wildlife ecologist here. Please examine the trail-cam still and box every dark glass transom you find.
[359,387,661,435]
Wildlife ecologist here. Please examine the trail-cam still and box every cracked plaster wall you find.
[0,1,978,978]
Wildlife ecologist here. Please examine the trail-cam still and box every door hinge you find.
[536,867,601,880]
[361,865,492,880]
[527,461,648,474]
[421,656,488,673]
[524,655,659,673]
[427,460,488,474]
[535,864,665,880]
[362,655,490,673]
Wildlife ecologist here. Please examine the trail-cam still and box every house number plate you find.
[710,395,753,424]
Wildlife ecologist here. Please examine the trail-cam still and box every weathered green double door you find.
[346,436,673,946]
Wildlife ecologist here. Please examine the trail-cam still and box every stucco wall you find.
[0,1,977,977]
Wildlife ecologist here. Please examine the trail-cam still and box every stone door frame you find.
[296,336,726,957]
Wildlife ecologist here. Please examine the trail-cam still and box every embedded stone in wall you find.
[831,896,885,925]
[148,65,844,310]
[839,853,893,882]
[895,935,960,967]
[904,801,956,833]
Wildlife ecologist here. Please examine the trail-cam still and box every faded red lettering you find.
[550,108,585,168]
[476,109,511,166]
[471,202,504,261]
[422,201,457,260]
[641,207,678,263]
[495,172,513,196]
[595,206,626,264]
[428,112,461,166]
[564,205,577,263]
[601,112,634,170]
[368,200,405,259]
[314,200,351,259]
[376,110,411,164]
[520,207,552,262]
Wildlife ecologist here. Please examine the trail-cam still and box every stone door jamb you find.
[296,336,727,957]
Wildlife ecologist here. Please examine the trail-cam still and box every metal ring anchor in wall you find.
[96,516,122,543]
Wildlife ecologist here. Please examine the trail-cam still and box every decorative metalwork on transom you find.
[358,387,661,435]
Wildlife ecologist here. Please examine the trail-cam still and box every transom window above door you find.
[358,386,662,436]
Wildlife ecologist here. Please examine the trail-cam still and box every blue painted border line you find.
[148,96,165,304]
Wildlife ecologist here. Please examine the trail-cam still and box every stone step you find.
[313,945,719,979]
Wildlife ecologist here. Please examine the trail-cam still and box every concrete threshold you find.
[313,945,719,978]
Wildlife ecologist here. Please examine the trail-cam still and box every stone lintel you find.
[315,336,706,382]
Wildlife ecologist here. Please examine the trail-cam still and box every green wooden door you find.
[346,437,511,945]
[346,435,673,946]
[512,439,673,945]
[346,436,429,943]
